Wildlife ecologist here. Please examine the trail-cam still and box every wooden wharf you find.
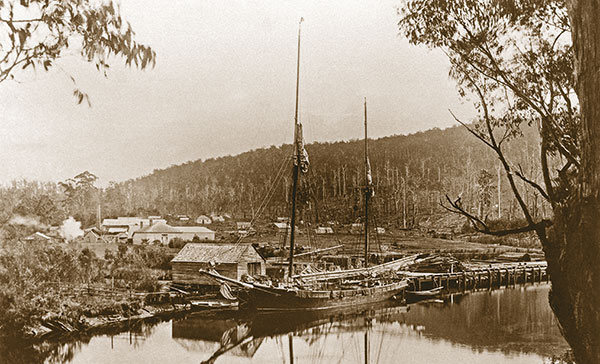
[400,261,549,293]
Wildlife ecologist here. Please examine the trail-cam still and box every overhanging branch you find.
[515,164,550,201]
[441,194,552,237]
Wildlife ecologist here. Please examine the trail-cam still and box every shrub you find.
[168,237,187,249]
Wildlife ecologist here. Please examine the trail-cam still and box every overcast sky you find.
[0,0,474,186]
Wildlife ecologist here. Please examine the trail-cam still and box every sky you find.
[0,0,475,186]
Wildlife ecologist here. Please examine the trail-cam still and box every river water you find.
[2,284,569,364]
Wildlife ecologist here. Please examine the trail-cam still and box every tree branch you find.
[441,194,552,237]
[448,109,494,149]
[515,164,550,201]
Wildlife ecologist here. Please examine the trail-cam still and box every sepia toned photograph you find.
[0,1,598,363]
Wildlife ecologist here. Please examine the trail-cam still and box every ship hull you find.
[245,280,408,311]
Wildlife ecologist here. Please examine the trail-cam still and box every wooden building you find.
[82,228,108,243]
[273,222,290,234]
[171,243,266,285]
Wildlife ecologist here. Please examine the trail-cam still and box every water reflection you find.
[0,284,569,364]
[401,286,566,358]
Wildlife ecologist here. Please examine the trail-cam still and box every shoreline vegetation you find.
[0,240,179,340]
[0,228,541,343]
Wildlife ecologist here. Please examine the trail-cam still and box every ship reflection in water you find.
[13,284,569,364]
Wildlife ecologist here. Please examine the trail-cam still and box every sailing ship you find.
[201,18,409,311]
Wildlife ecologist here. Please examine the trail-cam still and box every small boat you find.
[189,299,239,311]
[406,286,444,302]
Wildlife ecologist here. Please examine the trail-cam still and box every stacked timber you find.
[406,254,468,273]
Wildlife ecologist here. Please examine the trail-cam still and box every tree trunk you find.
[544,2,600,363]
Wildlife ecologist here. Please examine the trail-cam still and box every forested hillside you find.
[0,124,550,235]
[101,124,549,227]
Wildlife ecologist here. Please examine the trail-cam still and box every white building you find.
[101,216,166,238]
[177,226,215,241]
[315,226,334,234]
[210,213,225,223]
[195,215,212,225]
[132,222,215,245]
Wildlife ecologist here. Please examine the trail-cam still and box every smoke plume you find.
[9,215,48,229]
[59,217,84,241]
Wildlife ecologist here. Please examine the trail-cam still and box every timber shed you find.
[171,243,266,285]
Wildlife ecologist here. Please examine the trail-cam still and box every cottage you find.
[195,215,212,225]
[171,243,266,285]
[176,215,190,222]
[315,226,334,234]
[236,221,253,236]
[82,228,106,243]
[132,222,182,245]
[149,217,167,225]
[273,222,290,232]
[210,214,225,223]
[236,221,251,230]
[351,223,363,234]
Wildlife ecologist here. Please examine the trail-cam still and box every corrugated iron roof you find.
[102,217,150,226]
[26,232,52,240]
[171,243,262,263]
[273,222,290,229]
[178,226,214,233]
[135,222,181,234]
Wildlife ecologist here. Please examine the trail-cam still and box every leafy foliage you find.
[398,2,600,363]
[0,240,170,336]
[398,0,578,209]
[0,0,156,102]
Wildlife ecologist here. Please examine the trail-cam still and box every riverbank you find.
[0,232,542,343]
[1,285,571,364]
[29,303,192,340]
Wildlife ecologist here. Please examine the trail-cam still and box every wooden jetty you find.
[400,261,549,293]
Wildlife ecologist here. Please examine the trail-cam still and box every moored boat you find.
[405,286,445,303]
[202,19,408,311]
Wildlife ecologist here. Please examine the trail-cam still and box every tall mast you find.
[364,97,369,268]
[289,17,303,279]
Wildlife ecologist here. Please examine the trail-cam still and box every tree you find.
[59,171,98,224]
[399,1,599,362]
[476,169,493,219]
[0,0,155,103]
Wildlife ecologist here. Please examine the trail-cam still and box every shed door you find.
[247,262,261,276]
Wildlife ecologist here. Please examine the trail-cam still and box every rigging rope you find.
[307,167,343,246]
[225,151,290,255]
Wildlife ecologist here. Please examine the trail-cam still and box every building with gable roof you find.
[195,215,212,225]
[132,222,215,245]
[171,243,265,285]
